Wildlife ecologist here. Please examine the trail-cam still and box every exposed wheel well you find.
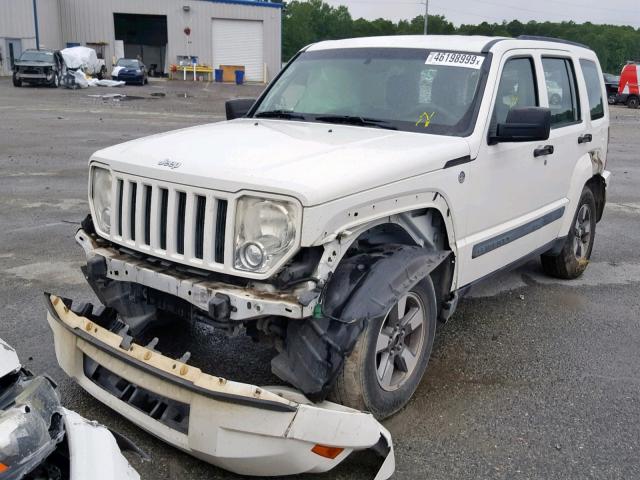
[586,174,606,222]
[343,208,455,316]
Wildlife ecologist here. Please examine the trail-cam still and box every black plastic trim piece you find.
[472,207,565,258]
[481,38,507,53]
[517,35,591,50]
[84,356,191,434]
[44,294,296,413]
[443,155,473,169]
[462,236,566,291]
[214,199,228,264]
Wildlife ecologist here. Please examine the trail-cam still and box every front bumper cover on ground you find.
[45,294,395,479]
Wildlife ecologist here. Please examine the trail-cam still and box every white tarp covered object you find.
[61,46,101,74]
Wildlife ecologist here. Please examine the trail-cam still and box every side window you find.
[579,59,605,120]
[542,57,580,127]
[492,57,538,128]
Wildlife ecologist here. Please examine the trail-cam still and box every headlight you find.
[234,196,299,273]
[91,166,112,234]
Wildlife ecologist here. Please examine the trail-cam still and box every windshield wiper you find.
[255,110,307,120]
[314,115,397,130]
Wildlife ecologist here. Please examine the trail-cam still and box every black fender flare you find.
[271,245,450,402]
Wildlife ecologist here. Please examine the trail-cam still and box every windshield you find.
[19,50,54,63]
[117,59,140,68]
[253,48,488,136]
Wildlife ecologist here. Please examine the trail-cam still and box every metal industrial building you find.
[0,0,282,82]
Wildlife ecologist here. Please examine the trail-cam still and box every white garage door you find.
[212,19,264,82]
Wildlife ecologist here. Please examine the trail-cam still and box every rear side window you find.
[580,59,605,120]
[542,57,580,127]
[491,57,538,129]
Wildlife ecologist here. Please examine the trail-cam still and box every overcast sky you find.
[322,0,640,28]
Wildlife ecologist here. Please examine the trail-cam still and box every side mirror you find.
[225,98,256,120]
[490,107,551,144]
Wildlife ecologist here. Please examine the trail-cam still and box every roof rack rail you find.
[517,35,590,50]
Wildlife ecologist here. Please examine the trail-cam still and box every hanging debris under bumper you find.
[44,294,395,479]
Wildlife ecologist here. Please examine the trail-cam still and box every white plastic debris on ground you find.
[61,46,101,73]
[73,70,89,88]
[89,79,125,87]
[61,71,124,89]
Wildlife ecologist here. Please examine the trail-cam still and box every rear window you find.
[542,57,580,128]
[579,59,605,120]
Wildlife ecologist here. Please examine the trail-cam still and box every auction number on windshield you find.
[426,52,485,69]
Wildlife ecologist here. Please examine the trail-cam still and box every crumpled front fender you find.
[272,245,450,401]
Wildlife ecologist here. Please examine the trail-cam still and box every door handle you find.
[578,134,593,144]
[534,145,554,157]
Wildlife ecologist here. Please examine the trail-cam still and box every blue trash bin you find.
[214,69,223,82]
[235,70,245,85]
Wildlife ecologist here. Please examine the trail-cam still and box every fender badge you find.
[158,159,182,169]
[458,171,466,184]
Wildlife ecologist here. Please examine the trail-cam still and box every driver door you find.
[460,53,566,287]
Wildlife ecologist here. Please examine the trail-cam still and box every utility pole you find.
[32,0,40,50]
[423,0,429,35]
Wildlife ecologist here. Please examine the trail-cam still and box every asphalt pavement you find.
[0,77,639,480]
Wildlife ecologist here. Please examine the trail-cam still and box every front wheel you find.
[608,94,617,105]
[12,74,22,87]
[330,277,437,420]
[541,187,596,279]
[628,96,639,109]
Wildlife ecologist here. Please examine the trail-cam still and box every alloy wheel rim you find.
[573,204,592,260]
[375,292,426,392]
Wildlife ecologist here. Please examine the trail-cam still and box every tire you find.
[331,276,437,420]
[628,96,640,109]
[12,74,22,87]
[50,73,59,88]
[541,187,596,279]
[608,94,617,105]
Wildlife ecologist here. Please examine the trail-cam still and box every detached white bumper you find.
[45,294,395,479]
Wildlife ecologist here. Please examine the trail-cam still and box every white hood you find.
[92,119,471,206]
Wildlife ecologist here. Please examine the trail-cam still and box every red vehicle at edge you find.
[618,63,639,109]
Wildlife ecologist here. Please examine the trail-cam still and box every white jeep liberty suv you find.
[66,35,611,421]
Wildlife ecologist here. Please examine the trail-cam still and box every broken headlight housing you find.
[90,166,112,234]
[234,196,299,273]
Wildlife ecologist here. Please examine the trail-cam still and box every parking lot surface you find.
[1,78,639,479]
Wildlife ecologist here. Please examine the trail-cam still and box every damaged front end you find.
[0,338,140,480]
[45,294,395,478]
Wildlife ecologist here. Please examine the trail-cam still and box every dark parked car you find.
[603,73,620,104]
[111,58,148,85]
[13,49,65,88]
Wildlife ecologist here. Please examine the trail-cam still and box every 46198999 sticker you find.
[426,52,485,69]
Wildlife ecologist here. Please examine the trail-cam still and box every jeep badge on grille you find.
[158,159,182,169]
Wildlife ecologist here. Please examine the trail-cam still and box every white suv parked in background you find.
[54,35,610,427]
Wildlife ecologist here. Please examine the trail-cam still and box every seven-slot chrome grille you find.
[109,174,229,269]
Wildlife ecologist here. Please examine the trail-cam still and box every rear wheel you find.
[541,187,596,279]
[331,277,437,420]
[628,96,639,109]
